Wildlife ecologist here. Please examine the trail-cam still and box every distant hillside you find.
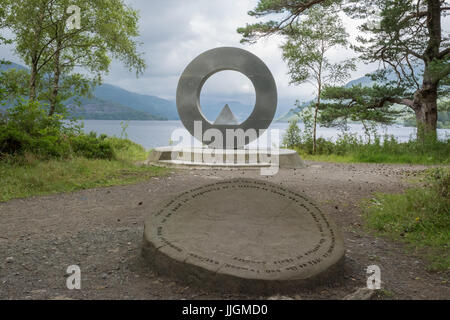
[345,75,373,88]
[92,84,178,120]
[0,61,27,72]
[0,62,177,120]
[276,101,310,122]
[1,62,296,122]
[67,97,165,120]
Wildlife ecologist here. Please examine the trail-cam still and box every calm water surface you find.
[79,120,450,150]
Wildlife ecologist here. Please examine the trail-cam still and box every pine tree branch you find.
[438,47,450,58]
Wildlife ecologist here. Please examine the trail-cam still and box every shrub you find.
[105,137,148,161]
[282,120,302,148]
[0,101,116,161]
[0,100,73,158]
[69,133,115,160]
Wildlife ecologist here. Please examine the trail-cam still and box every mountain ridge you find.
[1,62,178,120]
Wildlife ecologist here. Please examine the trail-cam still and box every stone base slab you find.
[145,146,305,169]
[142,178,345,294]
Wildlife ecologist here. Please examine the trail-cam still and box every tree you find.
[280,5,355,152]
[238,0,450,140]
[319,84,406,140]
[3,0,146,115]
[283,118,302,148]
[0,68,30,103]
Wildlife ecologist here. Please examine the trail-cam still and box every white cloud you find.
[103,0,376,109]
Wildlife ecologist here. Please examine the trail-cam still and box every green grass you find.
[300,151,447,165]
[0,138,168,202]
[104,136,150,162]
[285,124,450,165]
[293,138,450,165]
[363,168,450,272]
[298,152,359,163]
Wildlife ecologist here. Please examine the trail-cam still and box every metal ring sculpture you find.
[176,47,277,149]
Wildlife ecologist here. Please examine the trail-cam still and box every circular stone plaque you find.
[142,179,345,294]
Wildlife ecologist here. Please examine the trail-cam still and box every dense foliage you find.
[283,119,450,164]
[0,100,146,161]
[1,0,145,116]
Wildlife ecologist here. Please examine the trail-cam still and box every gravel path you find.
[0,161,448,300]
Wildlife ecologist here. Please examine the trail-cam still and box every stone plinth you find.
[142,179,345,294]
[146,147,305,169]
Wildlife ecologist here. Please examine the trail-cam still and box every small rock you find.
[343,288,377,300]
[51,296,73,300]
[101,273,108,279]
[6,257,14,263]
[31,289,47,295]
[267,295,294,300]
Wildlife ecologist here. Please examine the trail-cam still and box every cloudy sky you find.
[109,0,373,110]
[2,1,446,113]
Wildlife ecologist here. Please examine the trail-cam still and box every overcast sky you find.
[1,1,448,111]
[109,0,372,107]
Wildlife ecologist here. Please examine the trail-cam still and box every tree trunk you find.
[313,42,325,154]
[413,85,438,141]
[412,0,442,141]
[49,40,61,117]
[313,99,319,154]
[28,6,46,102]
[29,60,38,101]
[361,120,371,143]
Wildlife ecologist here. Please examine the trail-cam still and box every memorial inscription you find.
[143,179,345,291]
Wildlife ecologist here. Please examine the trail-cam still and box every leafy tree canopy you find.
[1,0,146,115]
[239,0,450,140]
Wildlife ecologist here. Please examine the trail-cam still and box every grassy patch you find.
[284,120,450,165]
[298,152,357,163]
[363,168,450,272]
[0,138,168,202]
[105,136,150,162]
[299,151,448,165]
[0,101,169,202]
[0,157,168,202]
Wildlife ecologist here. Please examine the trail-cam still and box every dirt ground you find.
[0,161,448,300]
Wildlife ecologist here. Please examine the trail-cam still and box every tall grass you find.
[284,122,450,164]
[0,139,168,202]
[363,168,450,271]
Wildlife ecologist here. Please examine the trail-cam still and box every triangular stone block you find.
[214,104,239,125]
